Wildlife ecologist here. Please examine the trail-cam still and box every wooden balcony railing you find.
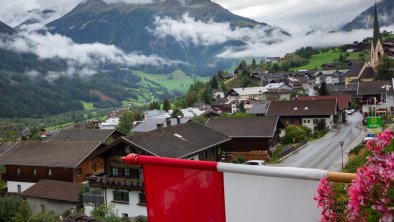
[88,176,144,191]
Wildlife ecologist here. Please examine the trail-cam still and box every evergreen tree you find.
[210,76,219,90]
[116,111,134,135]
[149,101,160,110]
[202,89,214,105]
[221,82,227,93]
[318,81,329,96]
[162,99,171,111]
[252,58,257,68]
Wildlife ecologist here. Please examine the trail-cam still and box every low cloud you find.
[0,29,182,81]
[216,25,394,59]
[150,14,290,47]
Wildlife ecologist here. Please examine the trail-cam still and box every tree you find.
[202,89,213,105]
[171,108,183,118]
[27,212,57,222]
[318,81,329,96]
[241,75,252,88]
[149,101,160,110]
[116,111,134,135]
[252,58,257,68]
[210,76,219,90]
[162,99,171,112]
[376,55,394,80]
[238,60,247,71]
[0,195,28,222]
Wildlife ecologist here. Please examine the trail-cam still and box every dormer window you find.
[48,169,52,176]
[33,168,37,175]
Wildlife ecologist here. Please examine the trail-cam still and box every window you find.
[113,190,129,203]
[122,213,129,218]
[112,168,119,176]
[313,119,319,124]
[78,168,82,176]
[16,168,20,174]
[307,120,310,123]
[124,146,131,154]
[303,120,306,124]
[33,168,37,175]
[17,185,21,193]
[138,192,146,206]
[48,169,52,176]
[124,168,130,177]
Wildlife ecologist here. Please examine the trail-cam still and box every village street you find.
[277,112,365,171]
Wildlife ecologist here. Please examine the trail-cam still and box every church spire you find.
[372,1,382,49]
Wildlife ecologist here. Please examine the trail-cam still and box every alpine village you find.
[0,0,393,222]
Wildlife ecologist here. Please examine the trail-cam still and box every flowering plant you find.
[315,128,394,222]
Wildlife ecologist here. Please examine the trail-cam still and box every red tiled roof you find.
[296,94,351,111]
[21,179,82,203]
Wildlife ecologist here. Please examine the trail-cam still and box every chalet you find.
[266,100,337,131]
[287,76,308,90]
[0,141,104,193]
[83,122,230,218]
[327,83,359,99]
[314,70,348,85]
[357,81,394,116]
[264,57,280,64]
[226,87,267,101]
[0,129,123,193]
[262,89,294,101]
[264,83,293,91]
[205,116,281,154]
[260,73,288,86]
[21,179,83,216]
[100,117,119,130]
[296,95,351,123]
[131,117,190,133]
[211,98,227,112]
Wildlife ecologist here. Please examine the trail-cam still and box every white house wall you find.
[7,181,35,193]
[106,188,147,218]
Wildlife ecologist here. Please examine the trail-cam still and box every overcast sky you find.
[0,0,378,33]
[0,0,391,68]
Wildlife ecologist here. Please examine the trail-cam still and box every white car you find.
[243,160,266,166]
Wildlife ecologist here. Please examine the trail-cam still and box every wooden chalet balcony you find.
[88,176,144,191]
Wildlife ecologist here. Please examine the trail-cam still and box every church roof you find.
[373,3,383,49]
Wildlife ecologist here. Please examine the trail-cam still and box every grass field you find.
[292,50,342,71]
[224,76,242,89]
[292,50,365,71]
[133,69,208,92]
[81,101,94,110]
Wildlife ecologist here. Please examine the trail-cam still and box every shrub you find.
[282,124,309,144]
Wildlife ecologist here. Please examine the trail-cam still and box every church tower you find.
[370,2,384,69]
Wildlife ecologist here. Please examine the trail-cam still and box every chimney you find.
[176,116,181,125]
[166,117,171,127]
[156,123,164,132]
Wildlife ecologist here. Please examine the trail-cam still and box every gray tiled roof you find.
[132,118,190,133]
[0,141,101,167]
[266,100,337,116]
[51,129,119,142]
[21,179,82,203]
[205,116,279,138]
[357,81,393,95]
[124,122,230,158]
[246,104,268,115]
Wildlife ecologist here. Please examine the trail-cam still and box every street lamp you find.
[339,141,344,170]
[381,83,391,118]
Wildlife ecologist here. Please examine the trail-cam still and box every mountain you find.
[343,0,394,31]
[47,0,290,74]
[0,21,15,35]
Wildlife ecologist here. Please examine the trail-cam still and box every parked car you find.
[243,160,266,166]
